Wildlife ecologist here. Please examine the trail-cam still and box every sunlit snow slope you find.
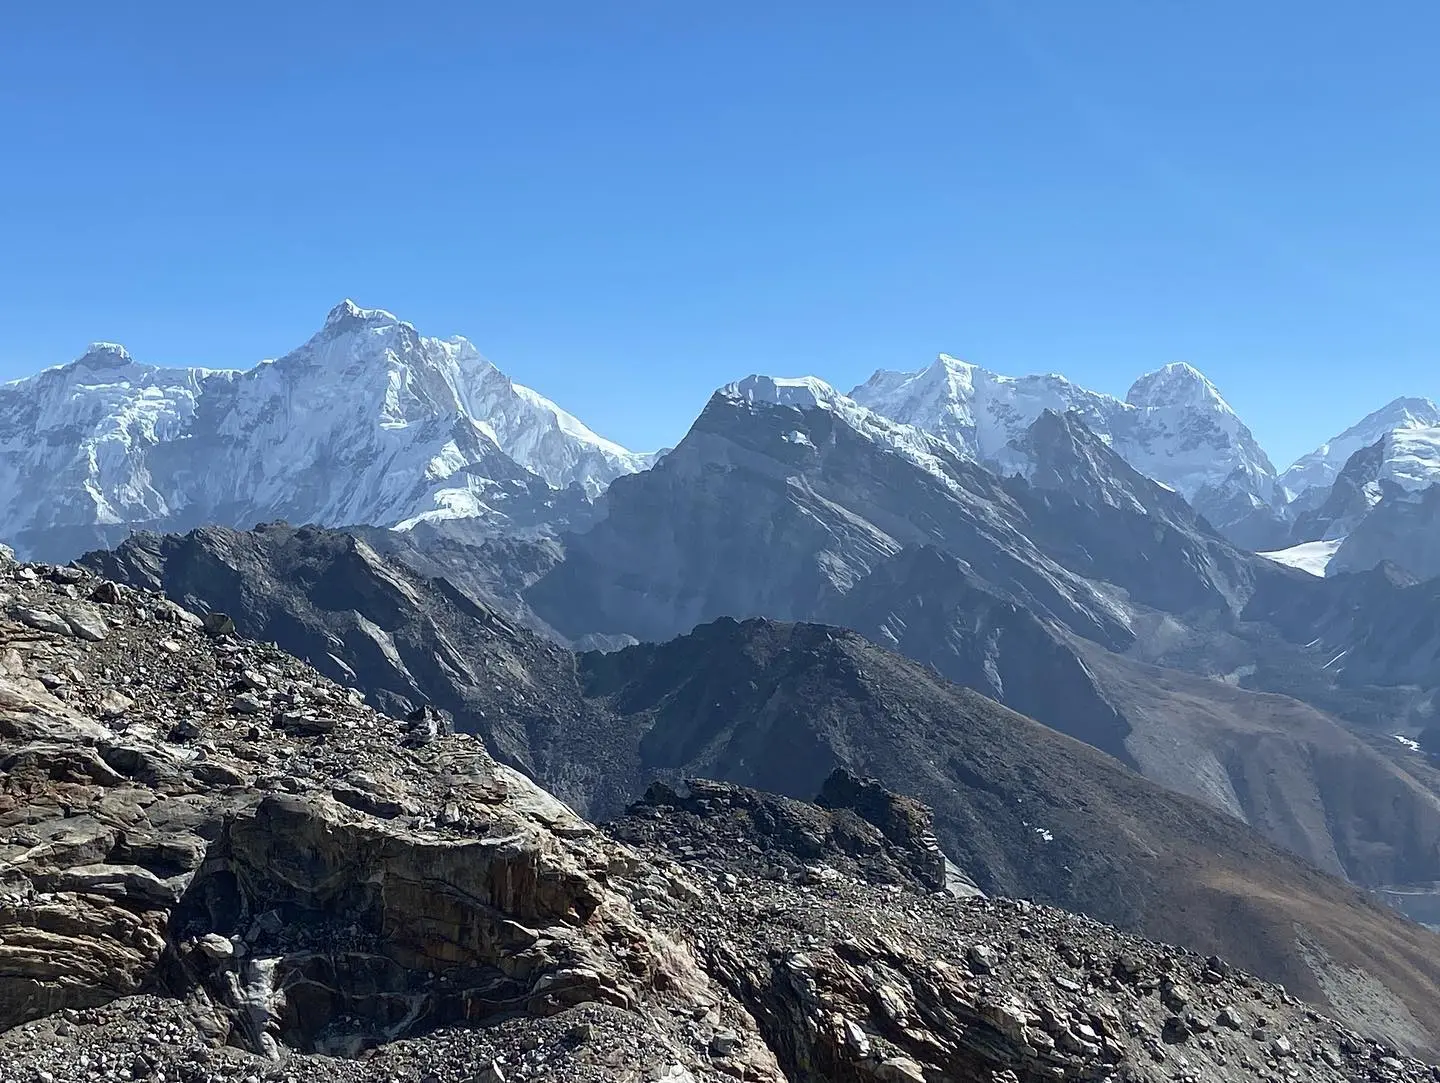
[0,301,652,558]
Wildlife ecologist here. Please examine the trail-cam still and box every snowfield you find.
[1257,539,1345,577]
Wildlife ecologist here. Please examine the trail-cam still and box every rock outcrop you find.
[609,773,981,899]
[82,524,1440,1047]
[0,554,1438,1079]
[609,779,1440,1082]
[0,552,783,1080]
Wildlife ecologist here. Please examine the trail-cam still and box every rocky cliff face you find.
[528,387,1137,650]
[609,773,980,899]
[1287,438,1393,545]
[999,410,1257,617]
[0,557,743,1066]
[85,522,1440,957]
[1328,485,1440,580]
[1,554,1438,1080]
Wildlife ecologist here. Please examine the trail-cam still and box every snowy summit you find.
[0,301,653,558]
[850,355,1276,505]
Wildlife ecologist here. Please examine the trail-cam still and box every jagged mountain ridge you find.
[521,376,1440,734]
[8,303,1440,565]
[529,380,1141,650]
[851,355,1276,498]
[509,385,1440,830]
[528,381,1272,652]
[0,301,650,560]
[849,355,1440,556]
[5,550,1437,1077]
[1281,396,1440,498]
[1260,430,1440,580]
[83,521,1440,1028]
[849,355,1287,545]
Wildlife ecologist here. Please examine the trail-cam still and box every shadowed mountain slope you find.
[81,525,1440,1045]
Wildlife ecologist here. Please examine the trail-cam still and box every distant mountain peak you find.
[1125,362,1231,412]
[74,342,136,370]
[0,303,652,559]
[323,298,403,331]
[1356,395,1440,431]
[722,374,845,411]
[850,354,1274,537]
[1280,394,1440,499]
[929,353,978,381]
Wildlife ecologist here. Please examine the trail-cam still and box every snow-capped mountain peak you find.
[851,354,1274,509]
[249,301,652,493]
[722,374,847,410]
[1125,362,1232,413]
[74,342,137,370]
[322,297,405,332]
[1359,395,1440,430]
[851,355,1108,466]
[721,373,961,482]
[0,302,653,559]
[1280,395,1440,499]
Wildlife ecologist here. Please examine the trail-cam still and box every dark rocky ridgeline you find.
[608,771,981,898]
[81,523,1440,1049]
[0,555,1437,1080]
[525,389,1139,651]
[999,409,1258,618]
[1286,437,1393,548]
[77,521,628,801]
[577,617,1440,1052]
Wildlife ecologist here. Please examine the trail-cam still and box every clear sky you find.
[4,1,1439,467]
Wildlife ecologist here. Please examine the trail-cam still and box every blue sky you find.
[4,1,1439,466]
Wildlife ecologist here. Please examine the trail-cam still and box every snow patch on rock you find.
[1258,539,1345,577]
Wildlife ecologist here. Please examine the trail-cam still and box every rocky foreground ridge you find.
[0,556,1436,1081]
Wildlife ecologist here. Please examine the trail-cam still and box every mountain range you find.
[0,301,646,560]
[78,522,1440,1052]
[10,300,1440,1065]
[8,300,1440,577]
